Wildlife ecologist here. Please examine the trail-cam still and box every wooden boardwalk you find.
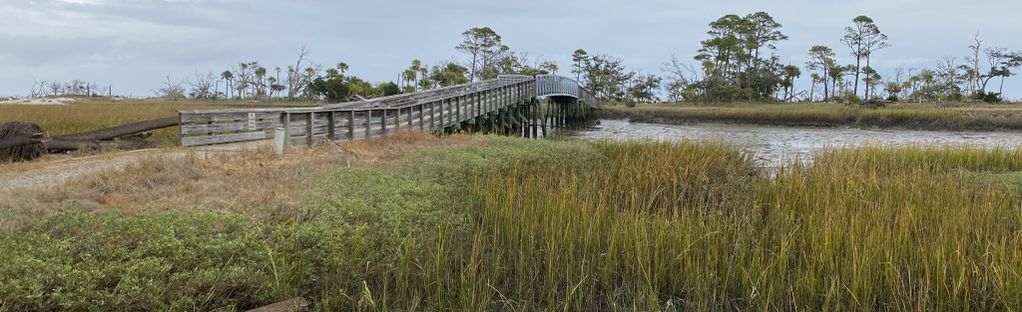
[178,75,599,147]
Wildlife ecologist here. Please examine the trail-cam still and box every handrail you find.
[178,74,598,146]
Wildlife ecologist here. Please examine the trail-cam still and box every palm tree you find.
[402,70,416,91]
[237,62,250,99]
[809,73,821,102]
[254,66,267,99]
[409,59,423,90]
[337,62,349,76]
[220,70,234,99]
[267,76,277,98]
[418,66,429,90]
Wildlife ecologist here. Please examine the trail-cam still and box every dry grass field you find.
[0,97,319,146]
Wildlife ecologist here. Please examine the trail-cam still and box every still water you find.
[567,119,1022,166]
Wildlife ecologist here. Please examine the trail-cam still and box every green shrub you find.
[0,210,274,311]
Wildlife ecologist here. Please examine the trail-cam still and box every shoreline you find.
[598,104,1022,132]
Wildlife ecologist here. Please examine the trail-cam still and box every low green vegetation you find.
[601,103,1022,131]
[2,136,1021,310]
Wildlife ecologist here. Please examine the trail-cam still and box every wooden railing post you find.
[429,101,436,130]
[402,105,410,127]
[395,108,402,131]
[381,109,387,135]
[418,103,425,130]
[475,93,481,120]
[348,110,355,140]
[364,111,372,138]
[327,111,336,140]
[455,97,461,125]
[395,108,401,131]
[281,112,291,148]
[306,112,314,147]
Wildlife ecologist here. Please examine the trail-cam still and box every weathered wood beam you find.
[56,117,180,141]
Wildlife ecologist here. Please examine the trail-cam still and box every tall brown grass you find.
[461,141,1022,310]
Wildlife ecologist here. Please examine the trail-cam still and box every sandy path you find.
[0,140,272,193]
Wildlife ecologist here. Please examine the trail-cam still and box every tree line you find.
[668,13,1022,104]
[35,18,1021,105]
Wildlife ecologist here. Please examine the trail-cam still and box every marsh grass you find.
[462,142,1022,310]
[603,104,1022,131]
[2,135,1021,310]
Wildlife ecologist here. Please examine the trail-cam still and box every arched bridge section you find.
[500,75,599,108]
[179,74,599,147]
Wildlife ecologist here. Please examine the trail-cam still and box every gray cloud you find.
[2,0,1020,98]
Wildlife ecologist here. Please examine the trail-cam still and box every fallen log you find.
[54,116,179,141]
[0,135,42,150]
[0,122,47,162]
[1,116,178,162]
[46,139,101,152]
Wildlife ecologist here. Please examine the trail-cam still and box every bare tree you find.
[662,55,700,102]
[154,76,187,100]
[189,73,219,100]
[967,33,983,95]
[287,47,310,100]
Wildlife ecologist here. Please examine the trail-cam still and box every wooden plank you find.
[182,131,271,146]
[180,111,285,123]
[181,121,277,135]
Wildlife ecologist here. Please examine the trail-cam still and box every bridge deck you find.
[178,75,598,146]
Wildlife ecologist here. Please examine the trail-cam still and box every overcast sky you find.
[3,0,1021,98]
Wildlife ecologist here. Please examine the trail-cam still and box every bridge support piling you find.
[535,99,543,138]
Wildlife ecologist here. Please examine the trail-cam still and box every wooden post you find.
[281,112,292,147]
[395,108,401,131]
[417,104,424,130]
[306,112,314,147]
[348,110,355,140]
[364,111,372,138]
[327,111,336,140]
[475,93,482,120]
[532,100,539,138]
[542,101,549,137]
[381,109,387,136]
[439,99,445,129]
[430,101,436,130]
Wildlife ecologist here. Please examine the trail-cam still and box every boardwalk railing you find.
[179,78,538,146]
[504,74,600,108]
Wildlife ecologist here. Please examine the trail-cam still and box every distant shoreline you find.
[598,103,1022,132]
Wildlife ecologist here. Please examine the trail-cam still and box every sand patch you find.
[0,97,76,105]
